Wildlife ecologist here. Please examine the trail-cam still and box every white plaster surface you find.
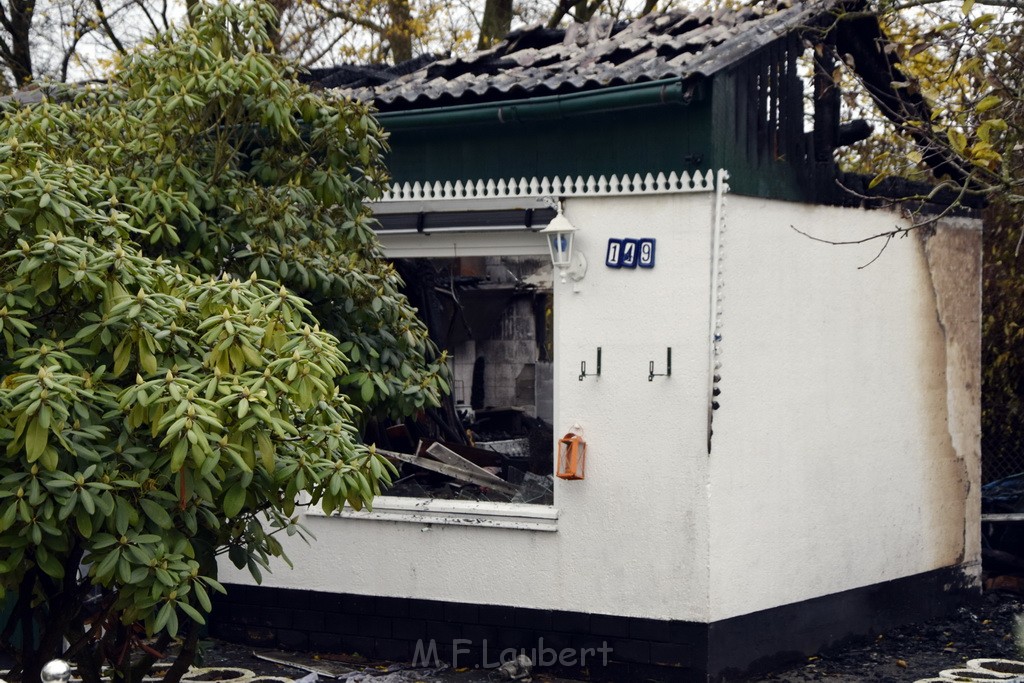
[219,192,718,622]
[219,192,979,626]
[707,197,978,621]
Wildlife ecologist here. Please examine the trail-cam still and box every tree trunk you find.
[812,42,839,163]
[546,0,572,28]
[477,0,512,50]
[265,0,293,52]
[573,0,599,23]
[33,547,85,666]
[69,622,105,683]
[161,619,200,683]
[386,0,413,63]
[128,632,172,682]
[6,0,35,86]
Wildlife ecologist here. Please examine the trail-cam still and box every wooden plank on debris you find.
[424,441,509,486]
[982,513,1024,522]
[375,448,518,497]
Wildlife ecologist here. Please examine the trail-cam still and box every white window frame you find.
[311,195,557,530]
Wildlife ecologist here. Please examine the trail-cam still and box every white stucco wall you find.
[218,191,719,622]
[218,189,978,625]
[707,196,978,621]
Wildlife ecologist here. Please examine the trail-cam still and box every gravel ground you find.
[761,588,1024,682]
[195,642,580,682]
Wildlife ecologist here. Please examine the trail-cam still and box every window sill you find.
[307,496,559,532]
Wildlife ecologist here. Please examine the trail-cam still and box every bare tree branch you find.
[91,0,128,54]
[131,0,164,33]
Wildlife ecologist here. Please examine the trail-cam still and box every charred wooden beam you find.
[838,119,872,147]
[834,12,967,184]
[812,39,840,163]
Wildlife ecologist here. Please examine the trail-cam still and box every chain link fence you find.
[983,428,1024,485]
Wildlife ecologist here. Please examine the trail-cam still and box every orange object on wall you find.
[556,425,586,480]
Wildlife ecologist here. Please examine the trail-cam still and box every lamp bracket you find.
[560,252,588,285]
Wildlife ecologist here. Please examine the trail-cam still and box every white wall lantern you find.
[540,201,587,289]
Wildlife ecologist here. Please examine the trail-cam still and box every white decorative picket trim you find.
[380,169,718,202]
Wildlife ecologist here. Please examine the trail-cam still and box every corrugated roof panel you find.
[328,2,830,110]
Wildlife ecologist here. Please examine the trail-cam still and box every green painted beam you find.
[376,77,696,130]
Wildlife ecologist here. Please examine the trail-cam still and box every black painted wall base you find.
[209,565,977,682]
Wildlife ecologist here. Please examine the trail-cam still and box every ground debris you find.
[759,590,1024,682]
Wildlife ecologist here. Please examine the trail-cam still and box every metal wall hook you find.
[579,347,601,381]
[648,347,672,381]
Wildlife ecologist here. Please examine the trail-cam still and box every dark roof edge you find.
[683,1,840,79]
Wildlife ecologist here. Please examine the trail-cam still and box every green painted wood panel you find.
[378,60,832,205]
[710,66,815,202]
[382,100,715,185]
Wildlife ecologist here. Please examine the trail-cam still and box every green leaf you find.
[115,499,130,535]
[947,128,968,155]
[193,581,212,612]
[0,503,17,532]
[223,484,245,518]
[80,489,95,515]
[204,577,227,594]
[256,431,274,471]
[139,499,172,529]
[113,338,132,376]
[25,417,47,463]
[171,438,189,472]
[76,510,93,538]
[228,545,246,569]
[166,606,179,637]
[976,95,1001,113]
[178,600,206,625]
[35,546,64,579]
[118,555,132,583]
[39,447,58,472]
[246,558,263,584]
[93,548,121,582]
[154,601,173,634]
[139,344,158,375]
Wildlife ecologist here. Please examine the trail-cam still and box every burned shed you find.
[212,2,982,681]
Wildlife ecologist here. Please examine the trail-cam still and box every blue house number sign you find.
[606,238,656,269]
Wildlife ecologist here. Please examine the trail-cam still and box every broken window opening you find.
[366,255,555,506]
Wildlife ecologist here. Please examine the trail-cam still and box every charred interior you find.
[365,255,555,505]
